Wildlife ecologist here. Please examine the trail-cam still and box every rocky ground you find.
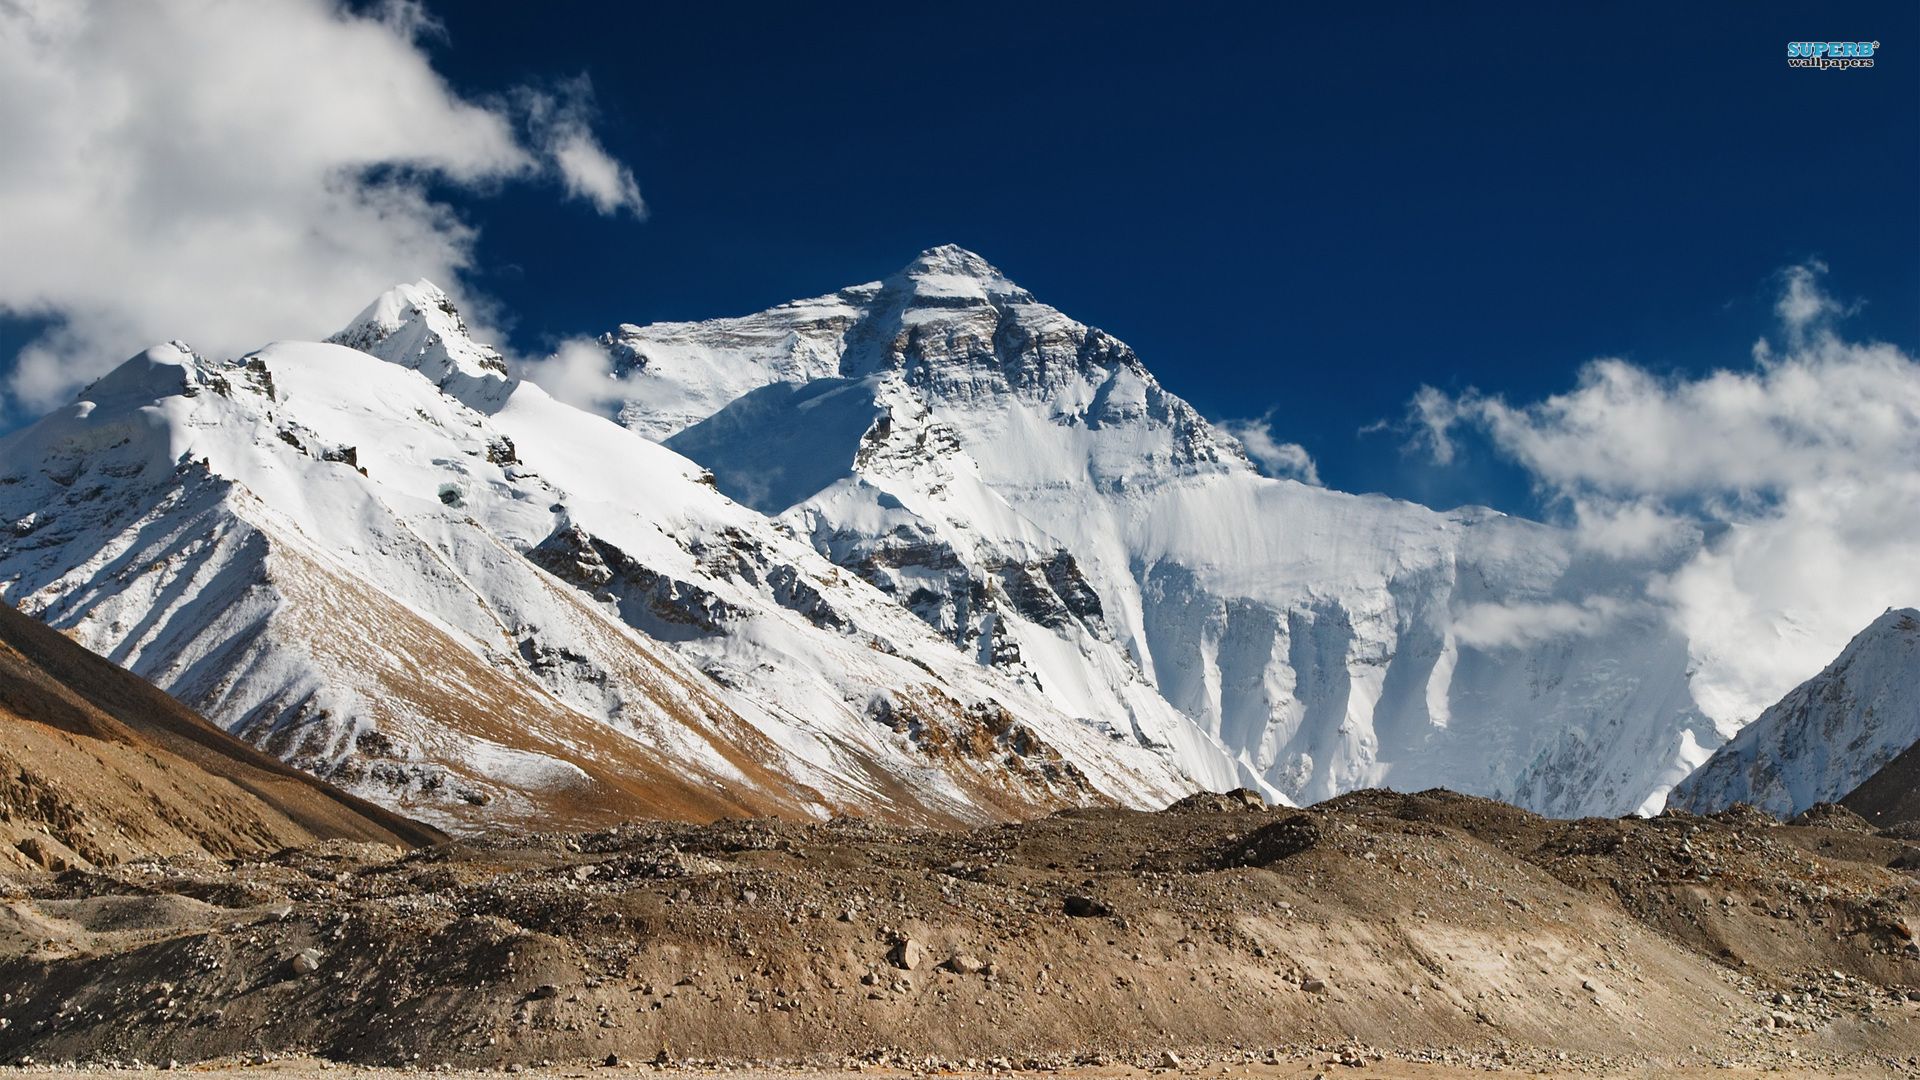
[0,790,1916,1075]
[0,1056,1909,1079]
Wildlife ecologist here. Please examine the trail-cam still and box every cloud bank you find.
[0,0,641,420]
[1413,264,1920,728]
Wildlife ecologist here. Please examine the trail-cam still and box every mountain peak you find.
[1669,606,1920,816]
[1868,606,1920,633]
[330,279,508,385]
[886,245,1031,306]
[904,244,1000,277]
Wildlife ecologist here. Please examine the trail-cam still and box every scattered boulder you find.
[1063,895,1111,918]
[289,948,323,975]
[12,837,73,873]
[1710,803,1779,830]
[1790,802,1875,832]
[888,937,924,970]
[940,952,986,975]
[1216,814,1321,868]
[1166,788,1267,813]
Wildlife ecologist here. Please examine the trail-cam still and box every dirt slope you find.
[1845,737,1920,830]
[0,599,442,870]
[0,789,1914,1070]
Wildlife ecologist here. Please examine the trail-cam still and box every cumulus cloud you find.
[1222,413,1321,485]
[0,0,641,419]
[1411,263,1920,726]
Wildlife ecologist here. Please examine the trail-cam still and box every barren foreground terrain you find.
[0,1056,1908,1080]
[2,790,1916,1075]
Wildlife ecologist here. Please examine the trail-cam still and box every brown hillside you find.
[0,599,441,871]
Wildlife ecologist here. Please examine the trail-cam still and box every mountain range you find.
[0,246,1906,831]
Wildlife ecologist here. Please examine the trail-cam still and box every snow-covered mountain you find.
[0,281,1259,833]
[1668,608,1920,817]
[600,246,1724,817]
[4,247,1806,829]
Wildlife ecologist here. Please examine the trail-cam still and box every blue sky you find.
[4,1,1916,521]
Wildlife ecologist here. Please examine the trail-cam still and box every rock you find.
[602,1054,620,1067]
[1157,1050,1182,1069]
[1216,814,1321,868]
[940,953,986,975]
[290,948,323,975]
[1789,803,1875,832]
[530,984,562,1000]
[1063,895,1112,918]
[888,937,924,970]
[1301,977,1327,993]
[1166,789,1267,813]
[13,837,70,873]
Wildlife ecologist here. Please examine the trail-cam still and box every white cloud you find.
[1564,498,1696,560]
[520,78,645,217]
[0,0,642,419]
[518,336,628,412]
[1222,413,1321,485]
[551,133,643,215]
[1775,260,1846,344]
[1412,263,1920,726]
[1452,596,1630,650]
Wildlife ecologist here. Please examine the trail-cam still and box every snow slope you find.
[604,245,1724,816]
[0,289,1259,832]
[1669,608,1920,817]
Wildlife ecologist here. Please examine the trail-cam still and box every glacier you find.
[606,246,1726,817]
[0,296,1257,832]
[0,249,1792,829]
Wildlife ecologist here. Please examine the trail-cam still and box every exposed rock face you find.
[5,246,1899,829]
[1842,737,1920,829]
[1672,608,1920,818]
[605,246,1726,816]
[0,289,1253,834]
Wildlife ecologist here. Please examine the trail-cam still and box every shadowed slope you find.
[1843,736,1920,829]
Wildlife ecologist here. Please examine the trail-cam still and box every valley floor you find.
[0,1054,1913,1079]
[2,791,1916,1073]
